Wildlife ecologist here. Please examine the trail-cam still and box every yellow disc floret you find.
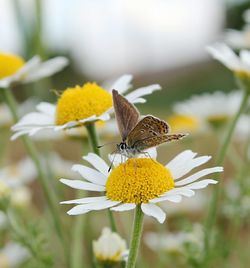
[0,53,25,79]
[168,114,199,133]
[56,83,112,125]
[106,158,174,204]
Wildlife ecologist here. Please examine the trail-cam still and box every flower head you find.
[11,75,161,139]
[0,52,68,88]
[60,150,223,223]
[170,90,246,131]
[93,227,127,264]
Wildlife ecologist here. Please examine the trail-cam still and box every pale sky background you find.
[0,0,225,79]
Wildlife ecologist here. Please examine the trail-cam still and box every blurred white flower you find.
[144,231,187,255]
[224,27,250,50]
[0,103,12,126]
[0,53,68,88]
[0,242,30,267]
[171,90,245,131]
[234,114,250,140]
[93,227,127,263]
[0,158,37,188]
[60,150,222,224]
[207,42,250,79]
[0,98,38,127]
[10,186,32,209]
[11,75,161,139]
[144,223,204,255]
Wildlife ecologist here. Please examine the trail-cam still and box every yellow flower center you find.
[106,158,174,204]
[56,83,112,125]
[168,114,199,132]
[0,53,25,79]
[206,114,229,129]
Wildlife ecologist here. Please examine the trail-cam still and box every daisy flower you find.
[0,242,30,268]
[11,75,161,139]
[206,42,250,81]
[93,227,127,265]
[60,150,223,223]
[169,90,245,131]
[0,52,68,88]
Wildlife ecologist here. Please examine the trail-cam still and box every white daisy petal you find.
[60,178,105,191]
[173,155,212,180]
[0,56,42,88]
[67,199,120,215]
[72,164,107,185]
[141,203,166,223]
[151,194,182,203]
[36,102,56,116]
[83,153,109,176]
[175,167,223,186]
[111,203,136,211]
[240,50,250,71]
[160,188,195,198]
[125,84,161,103]
[184,179,218,189]
[60,196,107,204]
[166,150,197,178]
[206,43,241,70]
[67,206,90,215]
[108,74,133,94]
[25,57,69,83]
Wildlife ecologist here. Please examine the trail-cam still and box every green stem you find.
[203,88,250,263]
[1,88,70,267]
[126,205,144,268]
[85,122,101,155]
[85,123,117,232]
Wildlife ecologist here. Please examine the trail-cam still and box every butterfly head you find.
[117,142,128,152]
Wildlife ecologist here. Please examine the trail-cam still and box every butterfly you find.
[112,89,187,158]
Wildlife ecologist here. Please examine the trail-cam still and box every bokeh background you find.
[1,0,250,267]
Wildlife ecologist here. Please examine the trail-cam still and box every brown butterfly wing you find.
[133,134,187,151]
[127,115,170,147]
[112,89,140,141]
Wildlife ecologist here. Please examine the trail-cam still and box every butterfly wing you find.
[127,115,170,147]
[133,134,187,151]
[112,89,140,141]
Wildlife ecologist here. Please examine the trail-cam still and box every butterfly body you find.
[112,89,187,158]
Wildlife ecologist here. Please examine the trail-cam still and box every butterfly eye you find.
[120,143,127,150]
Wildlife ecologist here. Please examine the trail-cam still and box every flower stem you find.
[1,88,70,267]
[203,88,250,263]
[85,122,117,232]
[126,205,144,268]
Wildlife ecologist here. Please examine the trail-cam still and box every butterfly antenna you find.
[108,149,118,172]
[97,141,119,149]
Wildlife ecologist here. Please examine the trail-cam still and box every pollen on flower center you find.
[56,83,112,125]
[106,158,174,204]
[0,53,25,79]
[168,114,199,132]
